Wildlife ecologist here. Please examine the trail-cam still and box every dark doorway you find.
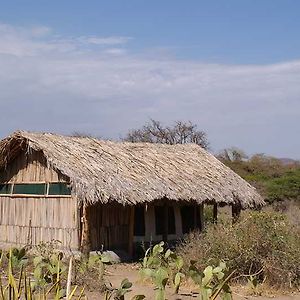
[155,205,176,235]
[134,205,145,236]
[180,205,201,234]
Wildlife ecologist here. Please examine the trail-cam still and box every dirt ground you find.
[85,263,300,300]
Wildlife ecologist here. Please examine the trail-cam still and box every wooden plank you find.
[81,203,91,256]
[128,206,135,257]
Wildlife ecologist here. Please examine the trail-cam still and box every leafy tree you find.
[124,119,209,149]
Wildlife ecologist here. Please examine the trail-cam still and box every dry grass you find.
[177,211,300,289]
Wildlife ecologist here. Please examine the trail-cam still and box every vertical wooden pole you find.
[199,203,204,231]
[77,204,83,251]
[232,203,241,224]
[81,203,91,257]
[128,206,135,258]
[162,201,169,243]
[213,203,218,224]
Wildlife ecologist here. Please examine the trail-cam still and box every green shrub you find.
[220,153,300,204]
[177,211,300,288]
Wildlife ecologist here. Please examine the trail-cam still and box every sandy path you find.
[86,263,300,300]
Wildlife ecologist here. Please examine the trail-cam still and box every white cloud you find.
[0,23,299,158]
[80,36,132,45]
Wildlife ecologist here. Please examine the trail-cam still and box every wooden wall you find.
[89,203,130,252]
[0,150,67,183]
[0,150,79,250]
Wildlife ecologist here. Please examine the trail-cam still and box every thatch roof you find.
[0,131,264,208]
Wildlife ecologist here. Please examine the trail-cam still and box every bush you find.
[220,153,300,204]
[177,211,300,288]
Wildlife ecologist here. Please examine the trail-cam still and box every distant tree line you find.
[217,148,300,204]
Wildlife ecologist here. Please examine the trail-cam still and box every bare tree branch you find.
[124,119,209,149]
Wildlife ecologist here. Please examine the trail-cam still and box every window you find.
[13,183,46,195]
[0,182,71,196]
[180,205,201,234]
[134,206,145,236]
[155,206,176,235]
[0,184,12,194]
[48,183,71,195]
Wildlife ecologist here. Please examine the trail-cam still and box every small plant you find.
[6,247,28,270]
[188,261,234,300]
[0,249,84,299]
[105,278,145,300]
[247,274,260,295]
[76,251,111,288]
[140,241,185,299]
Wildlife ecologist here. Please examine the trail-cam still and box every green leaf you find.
[155,288,165,300]
[48,265,57,275]
[131,295,146,300]
[188,265,202,285]
[154,267,169,289]
[140,268,153,279]
[222,290,233,300]
[216,271,225,280]
[201,287,212,300]
[153,242,164,256]
[33,267,42,280]
[121,278,133,289]
[164,249,172,259]
[213,267,222,274]
[174,272,184,292]
[202,266,213,286]
[175,256,184,270]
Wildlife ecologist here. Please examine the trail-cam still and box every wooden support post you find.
[77,204,83,251]
[199,203,204,231]
[128,206,135,258]
[81,203,91,257]
[232,203,241,224]
[213,203,218,224]
[162,201,169,243]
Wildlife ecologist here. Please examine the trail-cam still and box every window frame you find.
[0,183,13,195]
[0,182,72,197]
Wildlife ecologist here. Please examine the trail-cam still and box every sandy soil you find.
[85,263,300,300]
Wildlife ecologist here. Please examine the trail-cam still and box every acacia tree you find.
[124,119,209,149]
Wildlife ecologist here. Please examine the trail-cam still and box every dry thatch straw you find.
[0,131,264,208]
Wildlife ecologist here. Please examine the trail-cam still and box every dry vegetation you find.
[177,210,300,291]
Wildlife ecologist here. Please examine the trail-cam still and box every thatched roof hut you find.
[0,130,263,208]
[0,130,263,255]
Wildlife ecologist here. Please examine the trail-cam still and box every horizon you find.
[0,1,299,159]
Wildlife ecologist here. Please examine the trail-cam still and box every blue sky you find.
[0,1,299,158]
[1,0,300,63]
